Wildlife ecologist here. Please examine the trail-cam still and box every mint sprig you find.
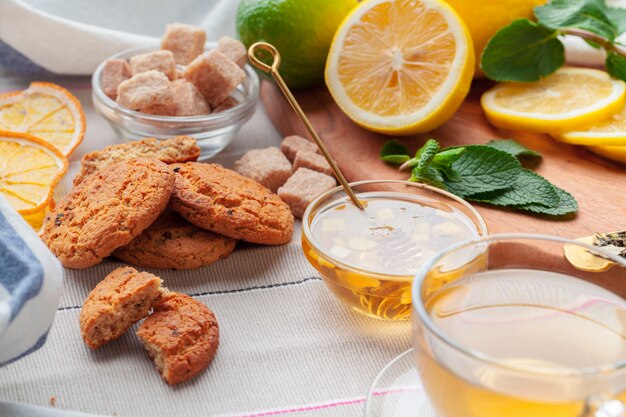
[481,0,626,83]
[380,139,578,217]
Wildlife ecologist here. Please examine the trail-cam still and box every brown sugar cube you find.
[278,168,337,218]
[161,23,207,65]
[141,101,178,116]
[116,70,172,110]
[217,36,247,68]
[213,96,238,113]
[280,135,319,162]
[183,50,246,108]
[234,147,292,192]
[102,59,131,100]
[293,151,334,177]
[170,79,210,116]
[130,50,176,80]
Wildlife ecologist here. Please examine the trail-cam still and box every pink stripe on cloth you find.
[222,387,422,417]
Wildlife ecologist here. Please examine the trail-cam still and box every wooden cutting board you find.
[262,79,626,239]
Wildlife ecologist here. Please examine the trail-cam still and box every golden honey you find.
[303,194,483,320]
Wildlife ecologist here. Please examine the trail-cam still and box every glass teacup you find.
[412,234,626,417]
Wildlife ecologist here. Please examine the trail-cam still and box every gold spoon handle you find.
[248,41,365,211]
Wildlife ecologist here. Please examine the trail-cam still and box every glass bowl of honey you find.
[302,180,487,321]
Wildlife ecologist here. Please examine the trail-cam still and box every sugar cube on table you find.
[130,50,176,80]
[234,147,292,192]
[170,80,210,116]
[102,59,131,100]
[213,96,238,113]
[278,168,337,218]
[116,70,172,111]
[280,135,319,162]
[217,36,248,68]
[161,23,207,65]
[184,50,246,108]
[293,151,334,177]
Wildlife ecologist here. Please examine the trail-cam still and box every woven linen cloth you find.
[0,68,412,417]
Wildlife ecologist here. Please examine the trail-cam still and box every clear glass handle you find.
[583,399,625,417]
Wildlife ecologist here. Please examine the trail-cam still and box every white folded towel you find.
[0,0,238,75]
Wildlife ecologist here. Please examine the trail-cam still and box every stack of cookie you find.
[81,266,219,385]
[41,136,294,270]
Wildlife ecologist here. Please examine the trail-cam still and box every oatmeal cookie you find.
[170,162,294,245]
[137,292,219,385]
[73,136,200,186]
[113,211,236,270]
[80,267,164,349]
[41,158,175,269]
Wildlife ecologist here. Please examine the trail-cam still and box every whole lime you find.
[236,0,357,89]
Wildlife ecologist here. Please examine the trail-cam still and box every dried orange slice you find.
[0,82,85,156]
[22,199,56,232]
[0,131,68,215]
[325,0,475,135]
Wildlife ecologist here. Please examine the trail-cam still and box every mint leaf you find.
[431,147,465,181]
[410,166,447,190]
[606,52,626,81]
[584,39,603,49]
[409,140,448,189]
[481,19,564,82]
[468,169,559,207]
[606,6,626,34]
[535,0,617,41]
[380,140,410,164]
[484,139,541,159]
[517,187,578,216]
[412,139,440,173]
[445,146,522,197]
[432,147,466,167]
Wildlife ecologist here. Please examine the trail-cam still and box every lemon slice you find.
[564,236,618,272]
[555,105,626,146]
[0,131,68,215]
[481,68,626,133]
[325,0,474,135]
[587,144,626,163]
[0,82,85,156]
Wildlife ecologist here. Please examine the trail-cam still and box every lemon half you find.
[325,0,474,135]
